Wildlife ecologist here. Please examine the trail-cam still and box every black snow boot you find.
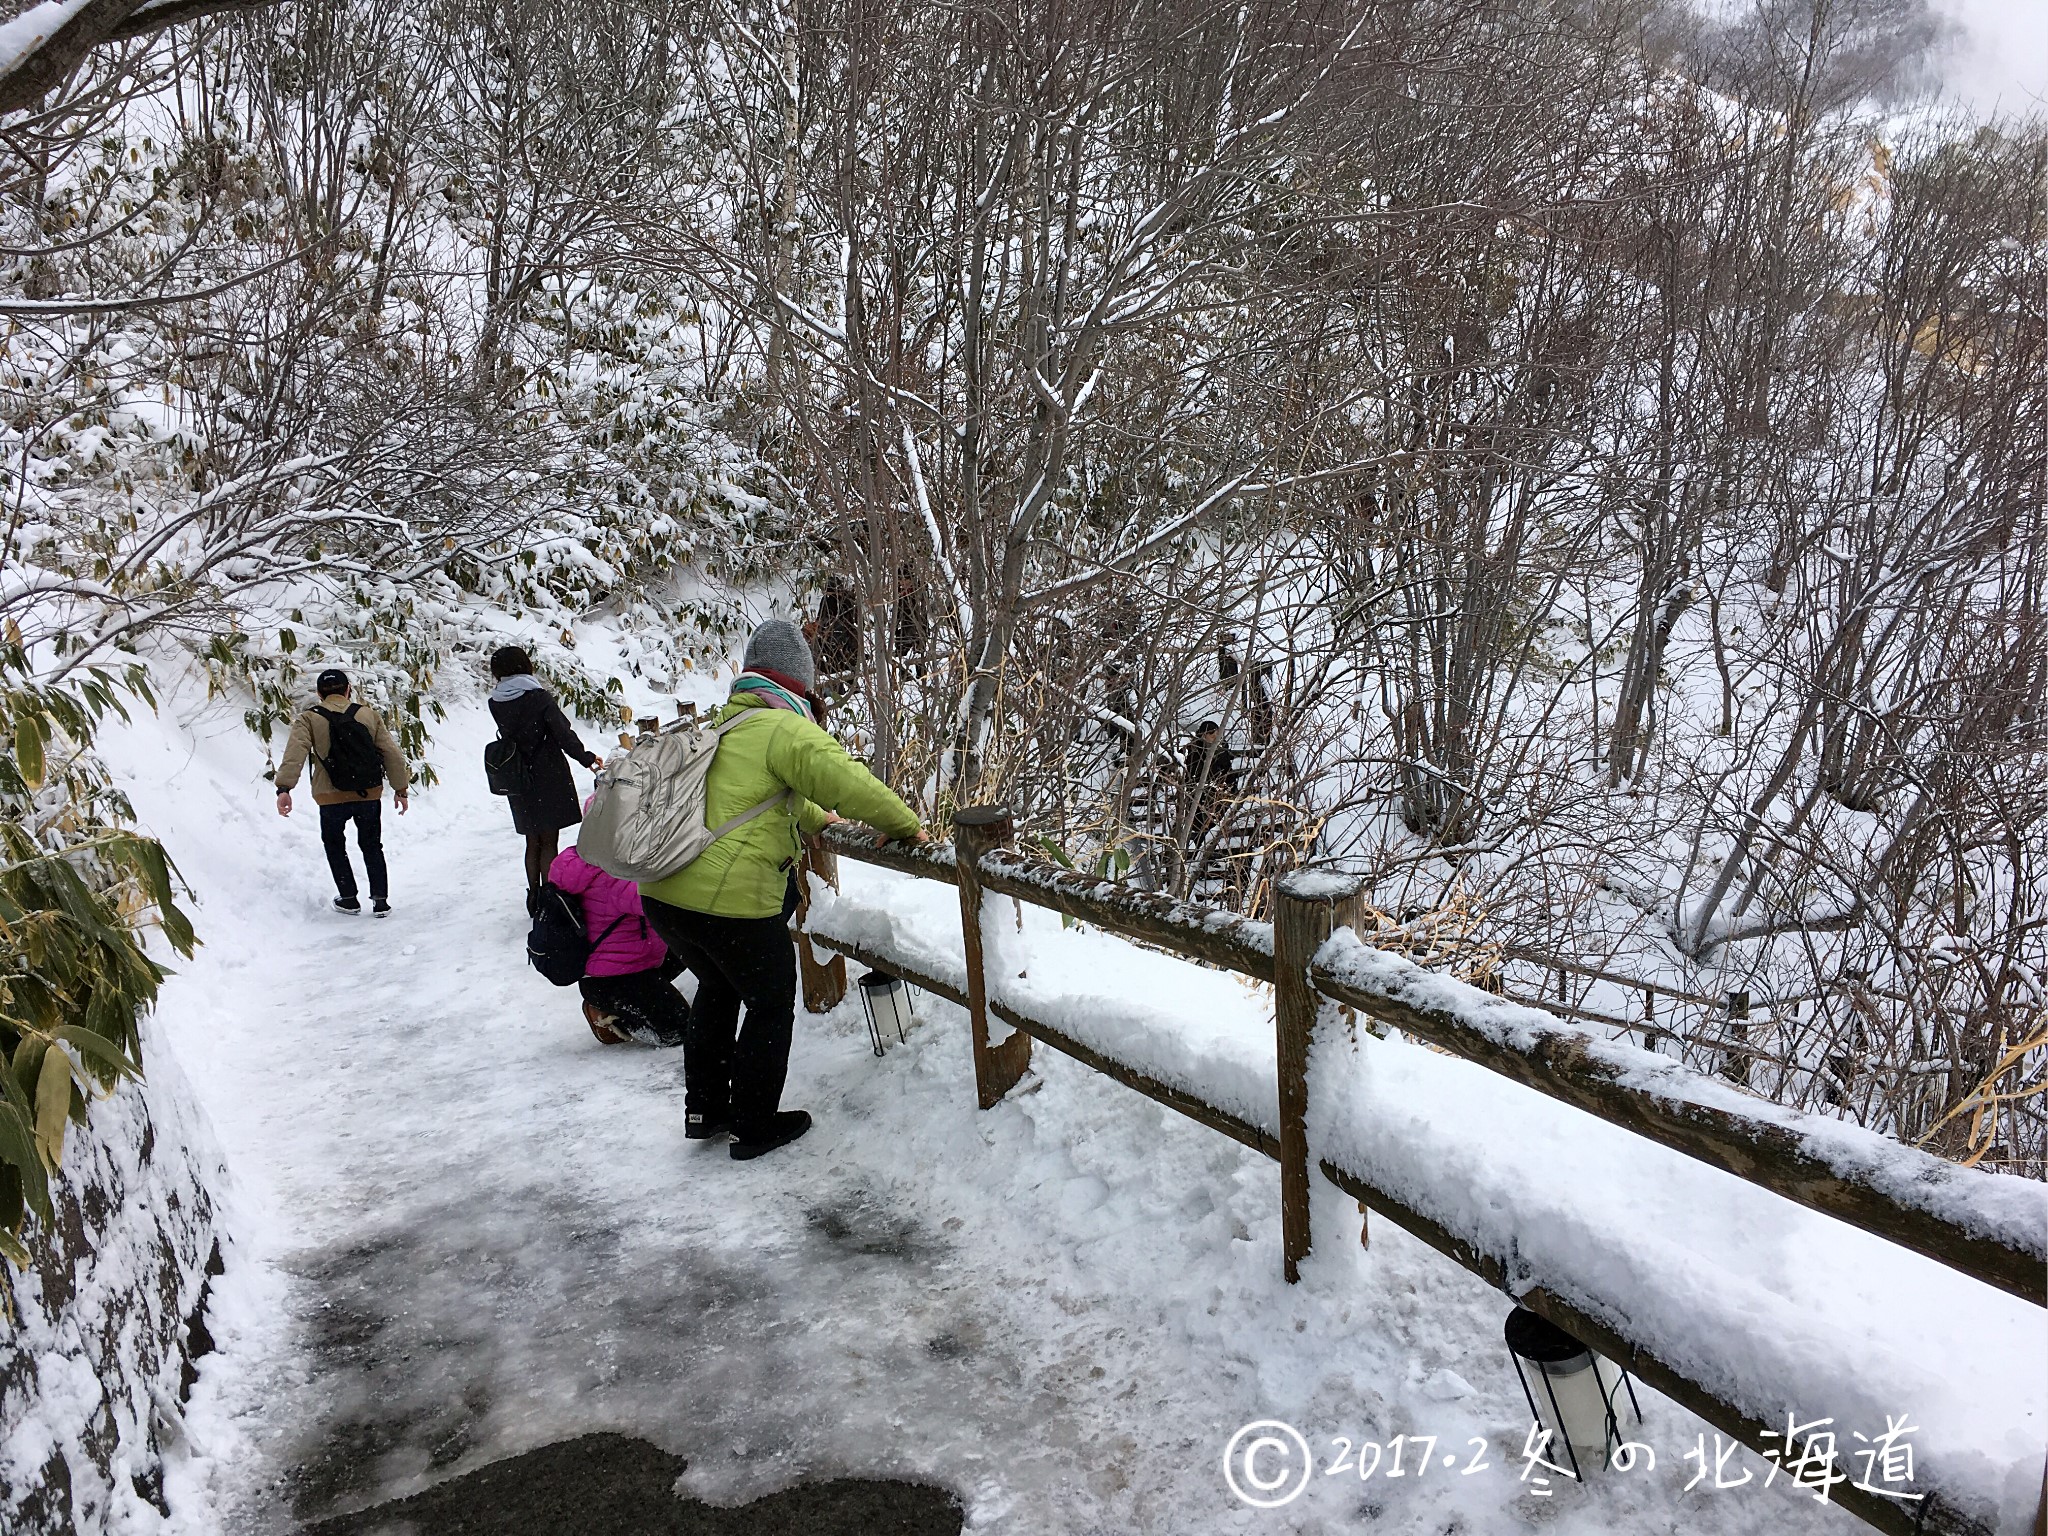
[729,1110,811,1161]
[334,896,362,915]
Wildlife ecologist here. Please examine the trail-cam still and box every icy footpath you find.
[81,672,2031,1535]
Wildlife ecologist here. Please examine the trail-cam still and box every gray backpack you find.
[576,711,788,883]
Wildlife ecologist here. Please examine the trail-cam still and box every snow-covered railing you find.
[1311,931,2048,1310]
[815,818,2046,1310]
[806,810,2048,1536]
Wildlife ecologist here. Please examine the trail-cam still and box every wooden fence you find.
[800,810,2047,1536]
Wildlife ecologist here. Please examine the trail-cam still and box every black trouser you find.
[319,800,387,901]
[642,899,797,1135]
[579,961,689,1047]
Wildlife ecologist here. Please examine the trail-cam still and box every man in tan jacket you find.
[275,668,411,915]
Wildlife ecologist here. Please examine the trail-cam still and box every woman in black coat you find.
[487,646,604,901]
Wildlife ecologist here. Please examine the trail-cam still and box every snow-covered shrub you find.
[0,644,194,1271]
[1,13,779,763]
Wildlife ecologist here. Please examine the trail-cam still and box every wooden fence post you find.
[955,805,1034,1109]
[795,842,847,1013]
[1273,869,1365,1283]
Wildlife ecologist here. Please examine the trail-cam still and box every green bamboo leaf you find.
[0,1049,32,1118]
[13,707,45,790]
[0,1225,30,1269]
[34,1047,71,1167]
[156,890,195,958]
[42,859,122,944]
[0,1103,50,1222]
[125,837,195,956]
[12,1037,46,1100]
[72,995,140,1083]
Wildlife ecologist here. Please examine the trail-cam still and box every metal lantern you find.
[1504,1306,1641,1479]
[857,968,915,1056]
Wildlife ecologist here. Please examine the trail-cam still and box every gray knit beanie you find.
[742,618,817,691]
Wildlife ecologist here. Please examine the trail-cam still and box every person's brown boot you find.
[583,1002,627,1045]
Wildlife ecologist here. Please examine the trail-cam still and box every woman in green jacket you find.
[640,619,925,1159]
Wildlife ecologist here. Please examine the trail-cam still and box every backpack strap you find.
[590,912,631,951]
[712,709,769,738]
[695,707,795,845]
[308,706,338,777]
[706,789,791,843]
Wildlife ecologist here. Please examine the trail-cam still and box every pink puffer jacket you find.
[548,846,667,977]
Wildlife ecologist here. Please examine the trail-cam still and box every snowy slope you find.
[85,666,2042,1535]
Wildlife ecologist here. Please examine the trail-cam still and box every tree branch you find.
[0,0,283,116]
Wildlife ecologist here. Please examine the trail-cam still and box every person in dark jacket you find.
[809,574,862,680]
[487,646,604,903]
[1185,720,1237,791]
[1184,720,1236,846]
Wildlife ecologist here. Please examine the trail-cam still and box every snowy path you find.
[108,683,1892,1535]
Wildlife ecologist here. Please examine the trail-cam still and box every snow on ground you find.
[87,666,2035,1534]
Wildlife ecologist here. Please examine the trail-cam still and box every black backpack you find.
[483,735,527,796]
[526,882,629,987]
[314,704,386,795]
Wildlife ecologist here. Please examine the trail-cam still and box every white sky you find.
[1931,0,2048,114]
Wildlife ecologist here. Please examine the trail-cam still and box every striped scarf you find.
[730,671,814,721]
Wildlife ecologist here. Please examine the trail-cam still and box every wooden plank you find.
[974,847,1274,978]
[1316,1157,1991,1536]
[820,821,959,883]
[1312,936,2048,1309]
[808,936,1276,1158]
[1273,871,1365,1282]
[988,999,1280,1159]
[794,843,848,1013]
[804,931,968,1009]
[954,806,1035,1109]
